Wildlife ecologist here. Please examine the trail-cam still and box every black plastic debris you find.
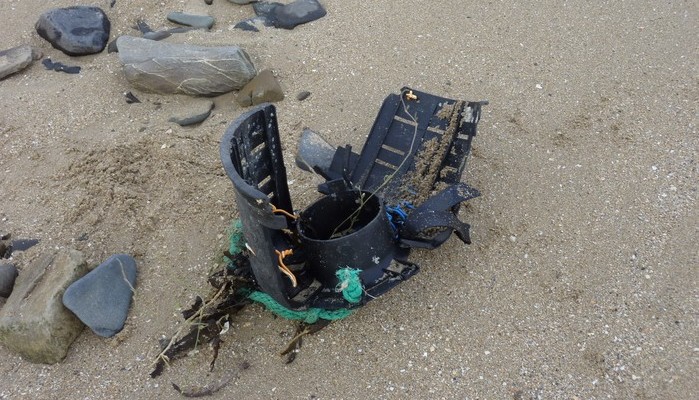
[220,87,485,311]
[42,58,80,74]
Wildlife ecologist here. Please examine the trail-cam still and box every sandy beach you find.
[0,0,697,398]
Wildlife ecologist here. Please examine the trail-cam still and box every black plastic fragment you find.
[220,104,303,310]
[400,183,480,249]
[220,88,485,310]
[42,58,80,74]
[321,87,484,248]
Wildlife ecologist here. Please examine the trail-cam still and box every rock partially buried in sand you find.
[117,36,257,96]
[0,45,40,80]
[35,6,111,56]
[62,254,137,338]
[236,69,284,106]
[0,263,18,298]
[167,12,215,29]
[253,0,326,30]
[0,250,88,364]
[169,99,215,126]
[229,0,258,4]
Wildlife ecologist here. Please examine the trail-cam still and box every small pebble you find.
[124,91,141,104]
[296,91,311,101]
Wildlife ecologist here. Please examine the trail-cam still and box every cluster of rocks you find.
[2,1,325,123]
[1,6,109,80]
[0,249,138,363]
[0,0,326,363]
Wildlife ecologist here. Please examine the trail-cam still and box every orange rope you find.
[271,204,298,220]
[274,249,297,287]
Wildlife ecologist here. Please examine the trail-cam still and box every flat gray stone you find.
[62,254,137,338]
[273,0,326,29]
[0,263,18,298]
[0,250,87,364]
[117,36,257,96]
[0,45,38,80]
[167,12,215,29]
[236,69,284,106]
[252,0,325,29]
[169,99,215,126]
[35,6,111,56]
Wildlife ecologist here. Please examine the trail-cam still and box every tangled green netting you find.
[227,220,362,323]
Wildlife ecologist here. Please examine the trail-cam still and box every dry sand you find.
[1,0,697,398]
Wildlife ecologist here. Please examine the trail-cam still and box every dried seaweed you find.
[281,319,332,364]
[151,250,331,376]
[150,269,253,378]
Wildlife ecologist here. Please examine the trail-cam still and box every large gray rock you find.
[0,250,87,364]
[116,36,256,96]
[35,6,111,56]
[62,254,137,338]
[0,45,39,80]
